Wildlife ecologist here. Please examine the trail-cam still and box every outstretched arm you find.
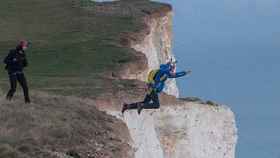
[168,70,191,78]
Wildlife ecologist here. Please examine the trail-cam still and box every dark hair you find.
[16,40,29,50]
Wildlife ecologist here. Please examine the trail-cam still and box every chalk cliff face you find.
[154,103,237,158]
[109,101,237,158]
[102,4,238,158]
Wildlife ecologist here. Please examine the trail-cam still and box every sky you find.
[155,0,280,157]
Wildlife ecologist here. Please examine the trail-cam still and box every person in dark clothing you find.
[122,61,191,114]
[4,40,31,103]
[122,90,160,114]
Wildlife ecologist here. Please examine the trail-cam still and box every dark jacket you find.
[4,47,28,74]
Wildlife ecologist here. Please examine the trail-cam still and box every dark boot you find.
[6,90,15,101]
[25,97,31,104]
[6,94,12,101]
[137,102,144,115]
[122,103,129,114]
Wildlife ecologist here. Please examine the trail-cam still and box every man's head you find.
[169,63,176,75]
[160,60,177,74]
[167,59,177,74]
[17,40,30,51]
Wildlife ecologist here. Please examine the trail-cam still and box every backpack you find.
[147,69,159,84]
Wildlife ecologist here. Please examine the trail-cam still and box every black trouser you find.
[128,90,160,109]
[6,72,30,102]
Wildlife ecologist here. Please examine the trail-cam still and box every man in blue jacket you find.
[122,61,191,114]
[3,40,31,103]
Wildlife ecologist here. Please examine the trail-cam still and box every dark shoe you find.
[137,103,144,115]
[6,95,12,101]
[25,98,31,104]
[122,103,129,114]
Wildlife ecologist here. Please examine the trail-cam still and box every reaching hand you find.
[12,58,17,62]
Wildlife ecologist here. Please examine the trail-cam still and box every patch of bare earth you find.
[0,91,133,158]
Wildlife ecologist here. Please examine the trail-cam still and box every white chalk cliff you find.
[105,6,238,158]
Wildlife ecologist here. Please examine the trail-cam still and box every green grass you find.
[0,0,169,97]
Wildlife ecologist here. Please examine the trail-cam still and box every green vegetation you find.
[0,0,168,97]
[0,0,153,96]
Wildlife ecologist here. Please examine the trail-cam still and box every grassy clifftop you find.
[0,0,172,157]
[0,0,170,97]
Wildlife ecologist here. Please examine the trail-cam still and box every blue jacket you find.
[151,63,186,93]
